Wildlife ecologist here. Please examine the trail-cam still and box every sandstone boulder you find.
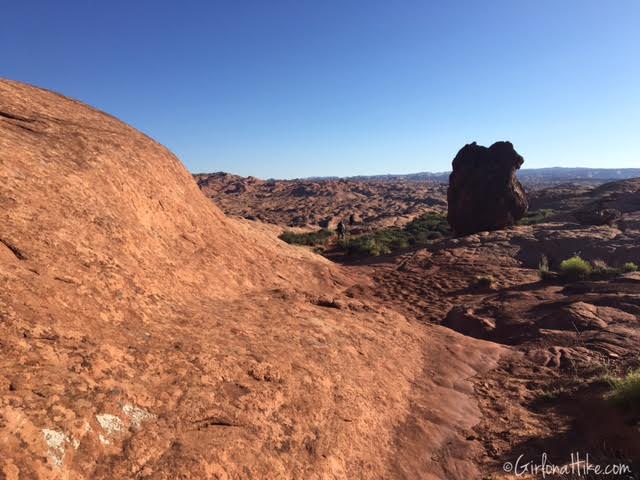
[447,141,528,235]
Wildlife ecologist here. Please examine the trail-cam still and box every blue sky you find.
[2,1,639,178]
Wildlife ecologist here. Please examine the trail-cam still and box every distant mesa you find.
[447,141,528,235]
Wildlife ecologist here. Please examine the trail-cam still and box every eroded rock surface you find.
[359,218,640,475]
[195,172,448,232]
[0,80,502,479]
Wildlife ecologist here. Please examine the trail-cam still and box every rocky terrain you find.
[195,172,447,231]
[198,149,640,477]
[364,220,640,476]
[2,79,639,480]
[194,171,637,235]
[529,178,640,222]
[0,80,505,479]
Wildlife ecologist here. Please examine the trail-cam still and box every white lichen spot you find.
[122,404,156,428]
[96,413,124,437]
[98,434,110,446]
[42,428,70,468]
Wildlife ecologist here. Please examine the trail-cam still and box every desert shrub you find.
[476,275,495,287]
[374,228,410,250]
[606,370,640,409]
[591,259,620,279]
[519,209,555,225]
[341,236,391,256]
[623,262,639,273]
[537,254,552,280]
[538,387,567,402]
[279,229,332,246]
[404,213,450,240]
[539,254,549,272]
[559,255,592,280]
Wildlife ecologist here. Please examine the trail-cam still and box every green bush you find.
[279,229,333,246]
[373,228,409,250]
[623,262,639,273]
[404,213,450,239]
[559,256,592,280]
[606,370,640,409]
[340,236,392,256]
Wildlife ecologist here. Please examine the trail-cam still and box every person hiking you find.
[336,221,346,240]
[349,213,356,226]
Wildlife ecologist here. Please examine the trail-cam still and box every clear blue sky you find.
[2,1,639,178]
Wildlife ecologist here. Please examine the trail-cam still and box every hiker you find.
[336,221,346,240]
[349,213,356,226]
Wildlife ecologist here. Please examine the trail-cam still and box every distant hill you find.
[304,167,640,183]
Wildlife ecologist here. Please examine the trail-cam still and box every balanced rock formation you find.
[447,141,528,235]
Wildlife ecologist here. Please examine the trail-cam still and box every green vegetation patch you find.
[605,370,640,409]
[340,212,450,257]
[591,260,621,279]
[518,209,555,225]
[403,212,450,241]
[542,255,640,282]
[559,255,592,281]
[339,236,392,257]
[279,229,333,246]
